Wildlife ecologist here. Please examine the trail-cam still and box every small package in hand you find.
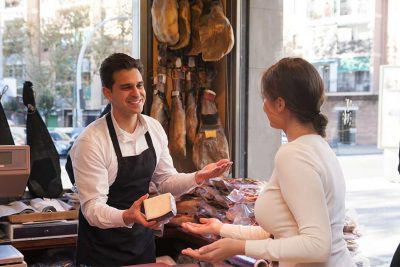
[143,193,177,222]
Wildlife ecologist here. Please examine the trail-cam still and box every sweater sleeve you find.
[220,224,271,240]
[245,145,332,263]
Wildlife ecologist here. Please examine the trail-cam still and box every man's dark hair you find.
[99,53,144,90]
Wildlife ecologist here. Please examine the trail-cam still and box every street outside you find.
[60,149,400,267]
[340,150,400,267]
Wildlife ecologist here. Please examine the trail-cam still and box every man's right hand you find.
[122,194,158,228]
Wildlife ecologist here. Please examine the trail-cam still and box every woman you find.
[182,58,356,267]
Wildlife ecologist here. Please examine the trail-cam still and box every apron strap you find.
[106,113,123,161]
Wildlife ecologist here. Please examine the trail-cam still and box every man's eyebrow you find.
[119,81,144,87]
[120,83,133,87]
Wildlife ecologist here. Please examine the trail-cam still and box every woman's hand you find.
[195,159,233,184]
[181,218,223,236]
[122,194,158,228]
[182,238,245,263]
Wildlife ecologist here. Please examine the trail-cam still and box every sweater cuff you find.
[245,239,270,260]
[220,223,239,238]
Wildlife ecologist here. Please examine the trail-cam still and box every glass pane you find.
[284,1,400,266]
[1,0,140,189]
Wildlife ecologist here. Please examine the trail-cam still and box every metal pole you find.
[0,0,5,80]
[74,16,128,127]
[131,0,140,59]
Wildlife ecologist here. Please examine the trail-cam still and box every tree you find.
[3,2,134,125]
[88,8,133,78]
[3,18,27,57]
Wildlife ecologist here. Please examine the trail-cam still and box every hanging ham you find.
[23,81,63,198]
[186,0,203,55]
[170,0,191,50]
[192,89,230,171]
[199,0,234,61]
[150,45,169,132]
[151,0,180,45]
[169,58,187,160]
[150,71,169,133]
[185,57,198,146]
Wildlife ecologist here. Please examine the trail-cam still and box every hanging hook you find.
[0,84,9,99]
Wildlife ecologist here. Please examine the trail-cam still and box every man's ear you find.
[103,87,112,101]
[276,97,286,113]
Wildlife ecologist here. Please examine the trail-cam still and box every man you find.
[70,53,231,266]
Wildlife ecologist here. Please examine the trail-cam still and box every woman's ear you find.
[103,87,112,101]
[275,97,286,113]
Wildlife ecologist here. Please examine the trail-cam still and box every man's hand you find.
[122,194,157,228]
[182,238,245,263]
[195,159,232,184]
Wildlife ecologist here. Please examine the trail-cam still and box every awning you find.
[338,56,370,73]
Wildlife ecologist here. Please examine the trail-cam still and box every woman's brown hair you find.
[261,57,328,137]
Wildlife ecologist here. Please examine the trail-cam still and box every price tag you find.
[204,130,217,138]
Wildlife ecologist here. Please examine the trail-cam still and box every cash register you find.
[0,145,30,204]
[0,146,29,266]
[0,145,78,244]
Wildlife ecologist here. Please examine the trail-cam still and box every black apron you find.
[76,113,157,266]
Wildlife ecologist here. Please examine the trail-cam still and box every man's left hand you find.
[195,159,233,184]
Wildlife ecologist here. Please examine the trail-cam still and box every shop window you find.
[340,0,352,16]
[337,109,357,144]
[5,0,20,8]
[339,0,369,16]
[315,63,332,91]
[337,71,370,92]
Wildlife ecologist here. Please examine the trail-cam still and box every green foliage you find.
[3,3,134,117]
[3,19,28,57]
[2,97,25,113]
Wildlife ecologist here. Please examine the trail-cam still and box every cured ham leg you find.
[185,57,198,146]
[186,0,203,55]
[151,0,180,45]
[150,45,169,132]
[169,58,187,160]
[192,89,230,172]
[199,0,234,61]
[170,0,191,50]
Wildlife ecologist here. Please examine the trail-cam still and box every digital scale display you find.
[0,151,12,165]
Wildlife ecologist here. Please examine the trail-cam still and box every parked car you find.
[10,127,26,145]
[49,130,73,156]
[69,127,85,141]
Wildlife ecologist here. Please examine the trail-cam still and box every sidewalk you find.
[340,151,400,267]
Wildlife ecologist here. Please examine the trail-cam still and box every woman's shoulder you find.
[275,136,323,162]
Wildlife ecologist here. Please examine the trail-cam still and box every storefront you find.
[1,0,399,266]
